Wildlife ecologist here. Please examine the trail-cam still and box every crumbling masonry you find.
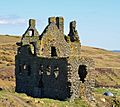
[15,17,94,101]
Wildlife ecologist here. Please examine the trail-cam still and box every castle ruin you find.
[15,17,94,101]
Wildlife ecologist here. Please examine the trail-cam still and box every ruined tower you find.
[15,17,94,101]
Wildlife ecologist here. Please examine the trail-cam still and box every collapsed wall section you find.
[67,56,94,101]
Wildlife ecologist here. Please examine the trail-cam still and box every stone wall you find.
[20,19,40,56]
[15,48,71,100]
[67,56,94,100]
[40,17,70,57]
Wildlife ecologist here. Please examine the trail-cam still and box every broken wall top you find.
[17,17,81,57]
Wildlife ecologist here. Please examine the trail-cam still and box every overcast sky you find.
[0,0,119,50]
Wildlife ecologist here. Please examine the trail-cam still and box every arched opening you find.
[78,65,87,83]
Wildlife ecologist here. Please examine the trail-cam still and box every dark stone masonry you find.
[15,17,94,101]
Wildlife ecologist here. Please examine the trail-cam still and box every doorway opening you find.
[38,77,43,88]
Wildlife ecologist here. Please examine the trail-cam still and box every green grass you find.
[15,92,90,107]
[94,88,120,96]
[0,90,6,98]
[0,90,90,107]
[93,88,120,107]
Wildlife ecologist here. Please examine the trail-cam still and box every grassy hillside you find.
[81,46,120,87]
[81,46,120,68]
[0,35,20,90]
[0,35,20,44]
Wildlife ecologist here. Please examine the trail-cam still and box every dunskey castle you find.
[15,17,94,101]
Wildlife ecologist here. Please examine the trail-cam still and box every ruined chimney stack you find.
[48,17,64,33]
[48,17,56,24]
[56,17,64,33]
[70,21,76,31]
[29,19,36,27]
[68,21,79,42]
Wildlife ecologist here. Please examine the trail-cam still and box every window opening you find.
[54,66,59,78]
[39,65,44,75]
[78,65,87,83]
[46,65,51,75]
[23,64,27,70]
[29,29,34,36]
[51,46,57,57]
